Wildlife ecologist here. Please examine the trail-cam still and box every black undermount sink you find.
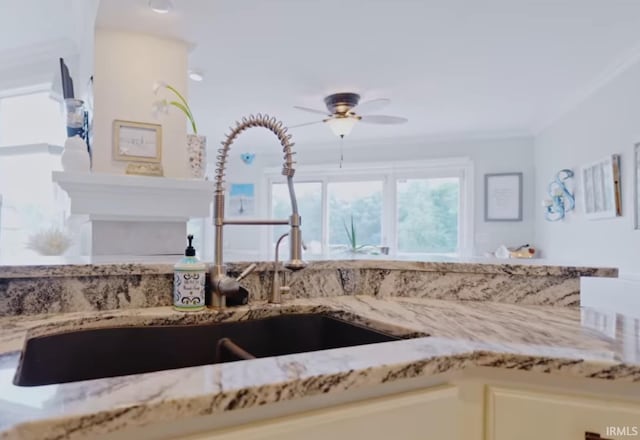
[15,314,402,386]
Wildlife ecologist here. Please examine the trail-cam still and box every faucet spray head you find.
[285,213,307,271]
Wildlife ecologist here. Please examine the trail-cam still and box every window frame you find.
[264,157,474,258]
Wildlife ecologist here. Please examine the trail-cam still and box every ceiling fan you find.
[291,92,408,138]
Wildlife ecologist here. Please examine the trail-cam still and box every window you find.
[271,182,323,257]
[328,181,383,252]
[0,86,67,257]
[397,178,460,254]
[266,159,472,258]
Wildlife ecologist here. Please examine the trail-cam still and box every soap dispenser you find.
[174,235,206,311]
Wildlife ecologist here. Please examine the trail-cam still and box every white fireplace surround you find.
[52,172,215,255]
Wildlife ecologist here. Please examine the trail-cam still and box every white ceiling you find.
[0,0,98,91]
[96,0,640,146]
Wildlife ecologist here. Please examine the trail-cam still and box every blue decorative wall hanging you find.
[240,153,255,165]
[542,169,575,222]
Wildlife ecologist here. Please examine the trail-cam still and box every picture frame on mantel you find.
[484,172,523,222]
[113,120,162,163]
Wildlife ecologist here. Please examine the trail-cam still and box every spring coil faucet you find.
[211,114,307,308]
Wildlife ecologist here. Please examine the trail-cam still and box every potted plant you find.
[342,215,374,254]
[152,81,206,179]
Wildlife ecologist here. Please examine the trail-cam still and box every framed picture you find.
[113,120,162,163]
[228,183,256,217]
[636,144,640,229]
[484,173,523,221]
[581,154,621,220]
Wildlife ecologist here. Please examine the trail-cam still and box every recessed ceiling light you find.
[149,0,172,14]
[188,70,204,82]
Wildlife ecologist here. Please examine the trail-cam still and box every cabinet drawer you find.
[486,386,640,440]
[183,386,459,440]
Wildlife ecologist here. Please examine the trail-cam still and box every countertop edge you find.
[0,259,619,280]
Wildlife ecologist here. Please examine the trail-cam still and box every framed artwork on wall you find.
[484,173,523,221]
[113,120,162,163]
[580,154,621,220]
[228,183,256,217]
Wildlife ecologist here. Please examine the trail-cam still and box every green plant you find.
[152,81,198,134]
[342,215,372,253]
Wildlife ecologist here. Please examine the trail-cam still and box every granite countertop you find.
[0,258,618,279]
[1,295,638,440]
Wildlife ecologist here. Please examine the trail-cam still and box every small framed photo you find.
[113,120,162,163]
[581,154,621,220]
[485,173,523,221]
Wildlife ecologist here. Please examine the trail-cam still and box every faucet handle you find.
[236,263,257,282]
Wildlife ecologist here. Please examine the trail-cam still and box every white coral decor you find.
[27,228,72,256]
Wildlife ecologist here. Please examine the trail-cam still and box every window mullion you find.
[321,178,328,255]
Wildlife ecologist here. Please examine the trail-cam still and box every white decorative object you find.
[494,245,511,259]
[27,227,72,255]
[61,136,90,172]
[186,134,207,178]
[581,154,621,220]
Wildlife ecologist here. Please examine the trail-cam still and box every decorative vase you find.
[186,134,207,179]
[64,98,85,139]
[61,135,90,172]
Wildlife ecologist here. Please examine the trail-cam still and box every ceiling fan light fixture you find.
[149,0,173,14]
[326,116,358,137]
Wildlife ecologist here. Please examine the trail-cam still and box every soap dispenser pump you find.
[173,234,206,311]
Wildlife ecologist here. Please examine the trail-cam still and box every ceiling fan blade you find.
[293,106,329,116]
[288,120,325,128]
[359,115,408,125]
[353,98,390,114]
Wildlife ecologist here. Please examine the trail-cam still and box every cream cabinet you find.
[182,386,459,440]
[486,386,640,440]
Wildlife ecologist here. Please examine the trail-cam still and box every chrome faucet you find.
[271,233,307,304]
[211,114,307,309]
[271,233,291,304]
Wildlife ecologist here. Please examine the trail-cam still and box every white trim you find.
[263,157,474,258]
[0,83,53,99]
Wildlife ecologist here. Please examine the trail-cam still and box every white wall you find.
[92,29,190,177]
[534,58,640,276]
[218,135,535,258]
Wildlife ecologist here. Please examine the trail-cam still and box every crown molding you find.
[532,41,640,135]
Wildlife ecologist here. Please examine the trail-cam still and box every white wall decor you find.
[484,173,523,221]
[580,154,621,220]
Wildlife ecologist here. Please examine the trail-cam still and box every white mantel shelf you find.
[52,171,215,221]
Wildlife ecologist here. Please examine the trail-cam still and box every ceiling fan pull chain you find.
[339,134,344,168]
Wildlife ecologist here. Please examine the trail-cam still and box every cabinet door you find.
[184,386,459,440]
[486,386,640,440]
